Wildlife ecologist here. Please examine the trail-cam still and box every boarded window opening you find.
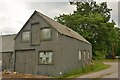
[31,23,40,45]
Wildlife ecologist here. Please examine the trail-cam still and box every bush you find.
[93,51,107,60]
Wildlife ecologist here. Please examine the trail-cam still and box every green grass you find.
[58,60,110,78]
[101,59,120,62]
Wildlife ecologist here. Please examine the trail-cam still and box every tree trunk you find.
[112,46,115,59]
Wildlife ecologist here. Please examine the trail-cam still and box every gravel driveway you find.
[78,62,119,78]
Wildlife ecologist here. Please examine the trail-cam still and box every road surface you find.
[0,61,1,80]
[78,62,119,78]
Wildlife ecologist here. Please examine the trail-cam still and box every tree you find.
[55,1,119,59]
[115,27,120,56]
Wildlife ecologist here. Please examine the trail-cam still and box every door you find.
[15,50,36,74]
[2,52,13,71]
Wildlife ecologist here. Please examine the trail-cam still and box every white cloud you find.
[0,1,76,35]
[95,0,119,2]
[0,0,119,35]
[27,2,76,18]
[0,0,32,35]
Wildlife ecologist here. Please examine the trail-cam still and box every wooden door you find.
[15,50,36,74]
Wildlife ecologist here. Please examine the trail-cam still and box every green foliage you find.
[55,1,120,59]
[115,27,120,56]
[93,51,107,60]
[60,61,109,78]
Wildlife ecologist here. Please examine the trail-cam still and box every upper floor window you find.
[41,28,51,40]
[22,31,30,42]
[38,51,53,64]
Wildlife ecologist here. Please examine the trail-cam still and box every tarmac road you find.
[78,62,119,78]
[0,61,1,80]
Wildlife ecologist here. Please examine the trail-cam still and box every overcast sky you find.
[0,0,119,35]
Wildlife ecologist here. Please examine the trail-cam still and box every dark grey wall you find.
[0,34,15,71]
[14,13,63,76]
[60,35,92,75]
[2,52,14,71]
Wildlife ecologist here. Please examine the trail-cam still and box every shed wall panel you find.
[60,35,92,74]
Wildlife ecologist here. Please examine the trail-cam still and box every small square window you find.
[22,31,30,42]
[41,28,51,40]
[38,51,53,64]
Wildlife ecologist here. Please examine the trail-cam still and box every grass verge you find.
[59,60,110,78]
[100,59,120,62]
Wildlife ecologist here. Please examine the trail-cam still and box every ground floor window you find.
[79,50,82,61]
[88,51,90,59]
[84,50,86,60]
[38,51,53,64]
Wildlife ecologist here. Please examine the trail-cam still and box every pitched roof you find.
[0,34,16,52]
[15,10,91,44]
[36,11,91,44]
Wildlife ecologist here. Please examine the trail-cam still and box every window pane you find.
[40,52,44,57]
[88,51,90,59]
[48,52,53,58]
[46,52,49,58]
[48,52,53,63]
[49,58,52,63]
[22,31,30,41]
[84,50,86,60]
[79,50,82,60]
[41,28,51,40]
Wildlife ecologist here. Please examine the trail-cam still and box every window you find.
[79,50,82,60]
[41,28,51,40]
[88,51,90,59]
[84,50,86,60]
[38,51,53,64]
[22,31,30,42]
